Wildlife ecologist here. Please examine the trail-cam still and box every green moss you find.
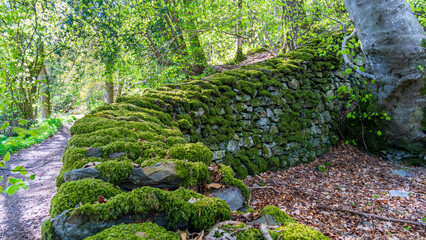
[74,187,231,231]
[85,222,180,240]
[167,142,213,165]
[102,141,167,161]
[41,219,56,240]
[95,160,133,185]
[219,221,329,240]
[262,205,296,224]
[50,178,123,217]
[219,164,249,201]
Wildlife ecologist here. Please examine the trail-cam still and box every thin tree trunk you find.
[39,63,51,119]
[105,76,114,104]
[116,81,124,97]
[343,0,426,153]
[234,0,244,63]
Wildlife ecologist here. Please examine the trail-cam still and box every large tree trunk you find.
[38,63,51,119]
[105,76,114,104]
[343,0,426,153]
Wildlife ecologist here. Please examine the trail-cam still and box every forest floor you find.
[0,125,70,240]
[244,143,426,240]
[212,51,274,73]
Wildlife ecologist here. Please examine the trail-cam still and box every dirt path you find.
[0,125,71,240]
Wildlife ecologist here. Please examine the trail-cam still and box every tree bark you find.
[343,0,426,153]
[38,63,51,119]
[105,76,114,104]
[116,81,124,97]
[234,0,244,63]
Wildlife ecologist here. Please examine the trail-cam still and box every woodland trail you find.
[0,125,71,240]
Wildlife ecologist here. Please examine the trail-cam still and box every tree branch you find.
[318,205,426,228]
[341,29,375,79]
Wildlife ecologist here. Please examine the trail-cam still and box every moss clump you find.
[41,219,56,240]
[75,187,231,231]
[167,142,213,165]
[85,222,179,240]
[219,221,329,240]
[219,164,250,201]
[50,179,123,217]
[95,160,133,185]
[262,205,296,224]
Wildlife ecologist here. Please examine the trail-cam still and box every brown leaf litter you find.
[243,142,426,239]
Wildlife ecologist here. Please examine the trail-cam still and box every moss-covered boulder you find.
[45,187,231,240]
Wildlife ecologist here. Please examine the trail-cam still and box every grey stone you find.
[213,150,226,161]
[195,108,205,117]
[273,109,282,115]
[326,90,334,99]
[269,125,279,134]
[262,144,272,158]
[227,140,240,153]
[63,168,101,182]
[246,106,253,112]
[219,142,226,150]
[209,187,245,211]
[242,120,251,128]
[392,169,413,177]
[241,113,252,120]
[239,137,254,148]
[389,190,411,199]
[211,125,219,130]
[120,162,180,191]
[108,152,126,159]
[266,109,274,118]
[252,215,279,226]
[236,95,242,101]
[86,148,102,158]
[50,210,181,240]
[257,118,270,126]
[243,94,251,101]
[271,146,284,156]
[320,111,332,124]
[288,79,299,90]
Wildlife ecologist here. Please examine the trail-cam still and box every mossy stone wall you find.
[43,36,366,239]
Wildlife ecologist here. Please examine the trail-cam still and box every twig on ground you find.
[277,234,284,240]
[248,186,281,194]
[230,226,253,235]
[317,205,426,228]
[260,224,273,240]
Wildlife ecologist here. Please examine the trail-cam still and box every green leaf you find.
[18,119,29,125]
[376,131,382,136]
[341,49,350,55]
[29,174,35,180]
[0,121,9,130]
[20,167,27,176]
[4,152,10,161]
[0,162,4,168]
[344,68,353,74]
[0,186,3,193]
[5,185,20,195]
[8,177,19,184]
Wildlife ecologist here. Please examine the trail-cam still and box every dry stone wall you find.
[42,36,365,240]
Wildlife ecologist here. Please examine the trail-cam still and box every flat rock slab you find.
[209,186,244,211]
[63,162,181,191]
[392,169,413,178]
[389,190,410,199]
[50,210,186,240]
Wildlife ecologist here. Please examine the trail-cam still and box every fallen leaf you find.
[206,183,224,189]
[98,195,107,203]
